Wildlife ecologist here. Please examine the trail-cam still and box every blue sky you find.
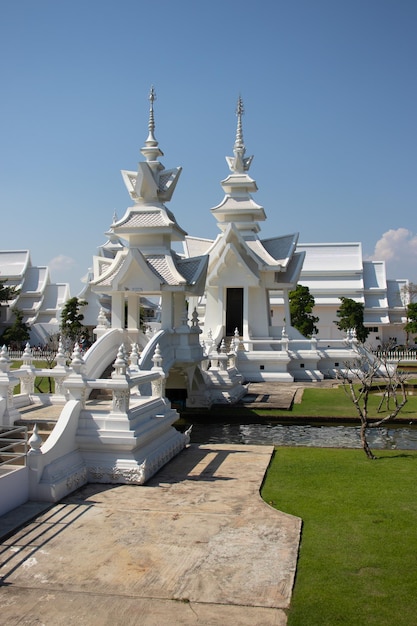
[1,0,416,293]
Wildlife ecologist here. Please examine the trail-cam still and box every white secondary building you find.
[0,250,70,346]
[181,98,409,380]
[270,243,407,348]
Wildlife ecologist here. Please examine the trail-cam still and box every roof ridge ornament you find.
[226,95,253,174]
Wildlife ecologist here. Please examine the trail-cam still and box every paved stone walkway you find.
[0,444,301,625]
[237,380,340,409]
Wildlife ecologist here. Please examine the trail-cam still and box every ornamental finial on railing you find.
[58,337,65,352]
[205,329,214,354]
[55,338,67,365]
[129,343,140,370]
[113,344,128,377]
[0,345,10,373]
[231,328,241,353]
[151,343,165,398]
[70,343,85,375]
[22,342,33,366]
[152,343,163,369]
[28,423,43,455]
[181,307,189,327]
[97,307,109,329]
[191,307,200,328]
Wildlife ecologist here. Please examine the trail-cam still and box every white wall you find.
[0,466,29,516]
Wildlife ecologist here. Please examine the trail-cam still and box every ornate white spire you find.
[141,86,164,162]
[226,96,253,174]
[103,210,123,246]
[234,95,245,152]
[146,86,157,146]
[121,87,182,204]
[211,96,265,234]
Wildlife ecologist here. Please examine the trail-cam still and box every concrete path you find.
[239,382,298,409]
[0,444,301,625]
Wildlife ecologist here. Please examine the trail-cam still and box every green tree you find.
[60,297,88,347]
[336,297,370,343]
[289,284,319,338]
[404,302,417,343]
[1,308,30,348]
[0,279,19,303]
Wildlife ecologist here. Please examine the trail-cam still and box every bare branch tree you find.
[336,351,408,459]
[401,281,417,305]
[401,282,417,346]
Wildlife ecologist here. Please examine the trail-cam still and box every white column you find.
[243,287,249,339]
[160,291,173,330]
[173,292,186,328]
[111,292,124,329]
[219,286,225,330]
[283,288,291,327]
[127,293,139,330]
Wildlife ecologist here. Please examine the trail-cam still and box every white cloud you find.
[368,228,417,281]
[47,255,85,294]
[370,228,417,262]
[48,255,77,271]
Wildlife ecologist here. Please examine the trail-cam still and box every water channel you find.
[177,418,417,451]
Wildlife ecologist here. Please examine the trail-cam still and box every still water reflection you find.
[180,420,417,450]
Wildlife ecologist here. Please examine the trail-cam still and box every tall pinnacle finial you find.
[141,85,164,163]
[146,85,158,147]
[234,95,245,152]
[125,86,180,202]
[225,95,253,174]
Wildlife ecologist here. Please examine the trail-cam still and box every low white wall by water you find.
[0,466,29,516]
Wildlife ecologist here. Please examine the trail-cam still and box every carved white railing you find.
[202,331,240,371]
[64,343,167,412]
[206,330,353,356]
[373,350,417,362]
[0,340,169,428]
[241,337,356,352]
[24,341,182,499]
[8,350,60,361]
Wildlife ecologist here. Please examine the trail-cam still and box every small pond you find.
[177,419,417,450]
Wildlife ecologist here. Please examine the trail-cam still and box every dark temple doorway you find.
[226,288,243,336]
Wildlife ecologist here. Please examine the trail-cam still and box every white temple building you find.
[0,92,409,377]
[0,90,412,513]
[271,244,408,348]
[27,90,406,386]
[184,97,305,347]
[0,250,70,346]
[180,97,408,382]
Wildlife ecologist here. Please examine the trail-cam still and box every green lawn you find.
[256,384,417,420]
[11,360,55,393]
[261,447,417,625]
